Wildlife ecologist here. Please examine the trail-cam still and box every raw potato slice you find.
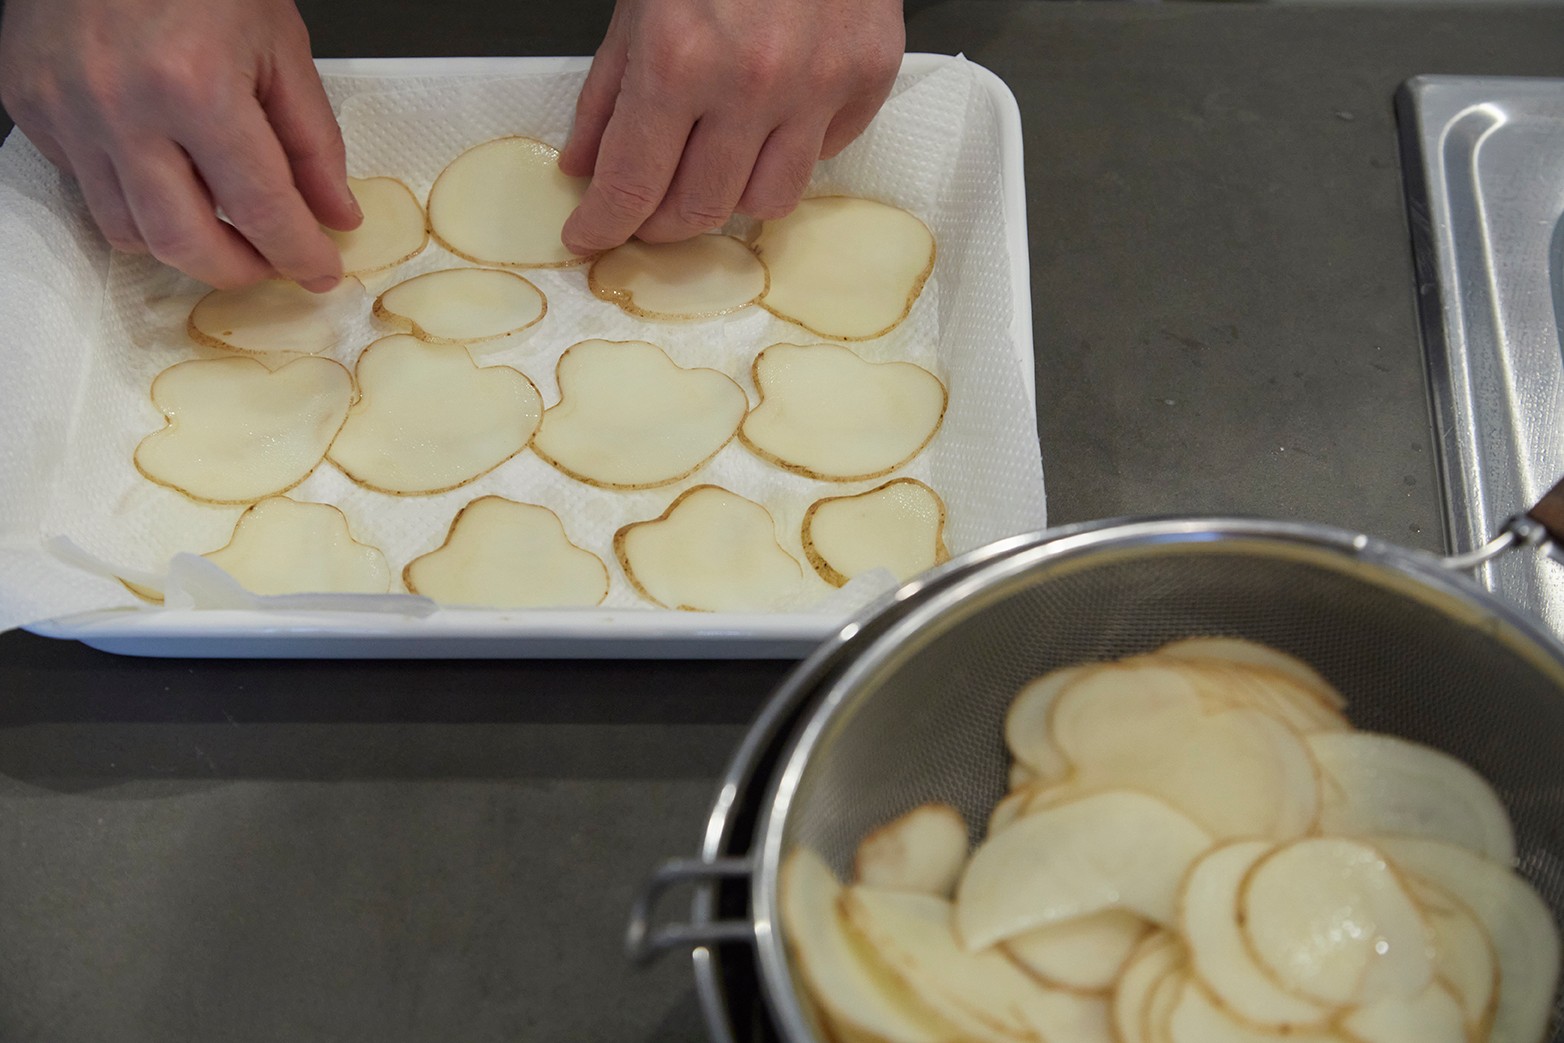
[754,196,936,341]
[986,787,1032,836]
[327,335,542,495]
[428,136,589,268]
[327,176,427,275]
[374,267,546,344]
[531,340,747,489]
[1144,966,1186,1043]
[1177,841,1334,1031]
[402,497,608,609]
[1181,658,1350,735]
[1240,838,1434,1007]
[187,278,364,355]
[779,850,954,1043]
[1017,988,1113,1043]
[1374,836,1560,1043]
[1156,637,1345,709]
[1340,983,1467,1043]
[203,497,390,595]
[740,343,947,481]
[135,355,353,504]
[1166,977,1345,1043]
[1113,934,1183,1043]
[1049,665,1321,840]
[854,803,968,898]
[803,479,949,586]
[1310,731,1516,864]
[1002,910,1149,993]
[1407,877,1498,1035]
[955,790,1213,949]
[1003,665,1086,785]
[615,486,802,612]
[842,886,1043,1042]
[588,235,767,320]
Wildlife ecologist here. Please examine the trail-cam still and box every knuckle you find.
[672,195,731,231]
[733,42,787,95]
[143,224,203,267]
[144,50,216,104]
[222,189,301,239]
[592,177,664,223]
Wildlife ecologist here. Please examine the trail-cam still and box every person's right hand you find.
[0,0,360,291]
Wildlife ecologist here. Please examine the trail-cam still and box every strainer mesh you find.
[776,538,1564,1037]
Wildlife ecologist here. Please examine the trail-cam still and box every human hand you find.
[558,0,904,255]
[0,0,359,290]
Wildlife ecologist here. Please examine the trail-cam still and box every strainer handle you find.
[1443,476,1564,571]
[625,856,755,965]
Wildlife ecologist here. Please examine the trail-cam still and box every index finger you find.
[560,85,692,255]
[179,100,344,291]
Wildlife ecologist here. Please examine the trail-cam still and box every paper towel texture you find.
[0,56,1046,635]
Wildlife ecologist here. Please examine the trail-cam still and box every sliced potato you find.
[1178,841,1335,1031]
[803,479,949,587]
[135,355,353,504]
[187,277,364,355]
[739,343,947,481]
[1165,976,1345,1043]
[1173,658,1350,734]
[1406,876,1498,1036]
[1002,910,1149,994]
[1016,988,1113,1043]
[986,787,1033,837]
[615,486,802,612]
[1143,965,1186,1043]
[1310,731,1515,864]
[754,196,936,341]
[374,267,546,344]
[588,234,767,320]
[955,790,1213,949]
[1374,836,1560,1043]
[1240,837,1433,1007]
[1113,933,1183,1043]
[327,176,428,275]
[854,803,968,898]
[1050,665,1320,841]
[531,340,747,489]
[1339,982,1467,1043]
[1003,666,1085,786]
[402,497,608,609]
[843,886,1043,1042]
[203,496,390,596]
[1155,637,1344,709]
[428,136,589,268]
[779,849,954,1043]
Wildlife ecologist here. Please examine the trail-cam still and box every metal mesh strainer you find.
[633,511,1564,1043]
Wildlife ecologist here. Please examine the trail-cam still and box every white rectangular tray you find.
[23,53,1037,659]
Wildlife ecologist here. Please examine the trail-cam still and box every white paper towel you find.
[0,56,1047,633]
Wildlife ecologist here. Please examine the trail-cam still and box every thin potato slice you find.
[779,850,955,1043]
[1003,666,1086,786]
[1002,910,1149,994]
[803,479,949,586]
[1166,977,1345,1043]
[1155,637,1345,709]
[135,355,353,504]
[327,176,428,275]
[1017,988,1113,1043]
[1143,966,1185,1043]
[739,343,947,481]
[588,234,767,320]
[754,196,936,341]
[615,486,802,612]
[187,277,364,355]
[955,790,1213,949]
[374,267,546,344]
[854,803,968,898]
[1178,841,1335,1031]
[843,886,1043,1042]
[1171,658,1350,734]
[1374,836,1560,1043]
[1240,838,1433,1007]
[428,136,589,268]
[1310,731,1516,864]
[1113,933,1183,1043]
[203,496,390,595]
[402,497,608,609]
[1339,983,1467,1043]
[532,340,747,489]
[327,335,542,495]
[1406,877,1498,1036]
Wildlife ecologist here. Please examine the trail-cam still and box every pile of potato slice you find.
[781,638,1560,1043]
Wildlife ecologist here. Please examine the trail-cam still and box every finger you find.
[736,119,828,221]
[635,116,768,242]
[115,140,274,288]
[560,89,692,255]
[261,49,360,232]
[25,128,72,175]
[64,147,146,253]
[820,89,893,160]
[560,21,630,178]
[178,100,344,290]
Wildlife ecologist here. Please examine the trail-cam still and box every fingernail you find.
[349,194,364,220]
[303,275,340,294]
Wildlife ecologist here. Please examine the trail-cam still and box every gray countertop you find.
[2,2,1562,1040]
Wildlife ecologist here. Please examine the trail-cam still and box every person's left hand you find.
[558,0,904,255]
